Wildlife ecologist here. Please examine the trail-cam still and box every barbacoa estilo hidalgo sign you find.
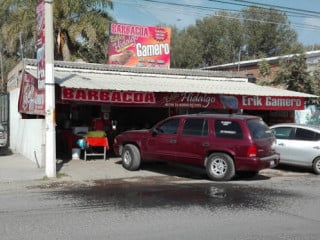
[107,23,171,68]
[61,88,305,110]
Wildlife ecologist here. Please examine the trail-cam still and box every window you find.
[272,127,294,139]
[247,119,273,139]
[156,119,180,134]
[294,128,320,141]
[215,120,243,139]
[182,119,208,136]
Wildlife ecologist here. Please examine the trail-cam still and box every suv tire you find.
[122,144,141,171]
[206,153,235,181]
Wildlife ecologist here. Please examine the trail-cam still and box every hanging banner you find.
[61,88,305,110]
[18,72,45,115]
[36,0,45,90]
[107,22,171,68]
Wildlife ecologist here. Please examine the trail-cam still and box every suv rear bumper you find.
[236,153,280,171]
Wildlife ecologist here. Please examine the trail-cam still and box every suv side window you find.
[214,120,243,139]
[182,119,208,136]
[156,119,180,134]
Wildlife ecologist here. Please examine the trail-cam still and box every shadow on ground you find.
[114,160,270,182]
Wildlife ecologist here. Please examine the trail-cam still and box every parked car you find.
[270,123,320,174]
[113,114,279,181]
[0,123,7,148]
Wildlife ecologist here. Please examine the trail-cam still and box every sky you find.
[110,0,320,46]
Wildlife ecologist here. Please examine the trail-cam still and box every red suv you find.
[113,114,279,181]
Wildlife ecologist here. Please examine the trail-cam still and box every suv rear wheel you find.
[206,153,235,181]
[122,144,141,171]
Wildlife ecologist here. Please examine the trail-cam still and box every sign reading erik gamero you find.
[107,23,171,68]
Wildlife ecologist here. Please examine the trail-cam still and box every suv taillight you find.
[247,145,257,157]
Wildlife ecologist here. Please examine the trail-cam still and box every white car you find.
[270,123,320,174]
[0,123,7,148]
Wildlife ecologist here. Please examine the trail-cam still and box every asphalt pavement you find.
[0,152,314,183]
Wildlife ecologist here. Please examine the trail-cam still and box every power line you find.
[112,0,320,32]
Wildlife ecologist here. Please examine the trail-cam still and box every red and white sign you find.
[107,23,171,68]
[61,88,305,110]
[36,0,45,90]
[18,72,45,115]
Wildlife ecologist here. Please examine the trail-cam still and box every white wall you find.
[9,88,45,167]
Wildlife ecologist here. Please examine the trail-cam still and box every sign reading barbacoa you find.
[61,88,305,110]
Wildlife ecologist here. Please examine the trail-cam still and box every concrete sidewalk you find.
[0,153,45,182]
[0,153,164,183]
[0,153,313,183]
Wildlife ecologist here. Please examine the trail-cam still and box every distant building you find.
[201,50,320,83]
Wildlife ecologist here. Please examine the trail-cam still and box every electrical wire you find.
[112,0,320,32]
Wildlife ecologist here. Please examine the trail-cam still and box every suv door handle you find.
[202,142,210,147]
[170,139,177,144]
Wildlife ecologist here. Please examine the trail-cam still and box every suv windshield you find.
[247,119,273,139]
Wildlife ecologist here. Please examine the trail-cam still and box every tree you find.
[0,0,114,82]
[170,7,302,69]
[308,63,320,104]
[52,0,114,62]
[241,6,303,58]
[170,26,203,68]
[257,59,272,84]
[171,11,243,68]
[272,54,313,94]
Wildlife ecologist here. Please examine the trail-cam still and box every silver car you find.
[270,123,320,174]
[0,123,7,148]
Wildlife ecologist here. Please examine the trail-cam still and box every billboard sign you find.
[107,23,171,68]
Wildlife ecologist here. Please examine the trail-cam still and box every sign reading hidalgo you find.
[107,23,171,68]
[61,88,305,110]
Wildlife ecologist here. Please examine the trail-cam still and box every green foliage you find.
[0,0,114,83]
[170,26,203,68]
[170,6,301,68]
[241,7,302,57]
[272,54,313,93]
[308,63,320,104]
[257,60,271,84]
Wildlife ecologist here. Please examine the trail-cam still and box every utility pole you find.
[0,43,3,92]
[45,0,56,178]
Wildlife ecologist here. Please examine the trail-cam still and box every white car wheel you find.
[312,157,320,175]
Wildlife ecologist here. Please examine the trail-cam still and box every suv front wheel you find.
[206,153,235,181]
[122,144,141,171]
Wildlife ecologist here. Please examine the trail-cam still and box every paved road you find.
[0,172,319,240]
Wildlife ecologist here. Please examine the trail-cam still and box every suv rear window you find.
[214,120,243,139]
[247,119,273,139]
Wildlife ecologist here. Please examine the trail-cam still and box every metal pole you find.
[237,48,241,72]
[45,0,56,178]
[0,50,3,92]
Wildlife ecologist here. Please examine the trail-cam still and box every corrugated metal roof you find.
[24,60,317,98]
[23,58,244,78]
